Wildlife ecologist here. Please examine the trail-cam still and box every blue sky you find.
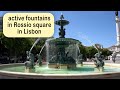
[0,11,119,48]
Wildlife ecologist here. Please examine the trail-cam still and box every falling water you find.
[39,43,46,55]
[76,44,80,54]
[46,42,49,67]
[30,38,40,52]
[77,32,99,52]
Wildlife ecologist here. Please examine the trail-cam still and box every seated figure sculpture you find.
[36,54,42,66]
[93,51,104,70]
[25,51,35,69]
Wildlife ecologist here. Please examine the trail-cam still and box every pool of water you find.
[1,64,120,74]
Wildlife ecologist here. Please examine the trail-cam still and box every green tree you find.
[0,32,33,62]
[79,44,87,60]
[101,48,112,57]
[85,46,98,59]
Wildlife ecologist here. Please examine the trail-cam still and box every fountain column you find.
[111,11,120,62]
[55,13,69,64]
[115,11,120,52]
[47,13,78,69]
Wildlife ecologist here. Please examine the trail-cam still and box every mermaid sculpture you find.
[93,51,104,71]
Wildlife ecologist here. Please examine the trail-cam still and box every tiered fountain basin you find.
[0,62,120,79]
[46,38,80,69]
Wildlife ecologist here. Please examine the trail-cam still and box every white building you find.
[108,45,116,52]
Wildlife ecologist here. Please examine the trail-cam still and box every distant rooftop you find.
[107,45,117,52]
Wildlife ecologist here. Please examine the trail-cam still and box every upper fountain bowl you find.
[55,20,69,26]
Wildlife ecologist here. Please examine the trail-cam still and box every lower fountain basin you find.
[0,62,120,79]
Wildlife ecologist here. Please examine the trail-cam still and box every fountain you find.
[1,13,120,79]
[46,14,80,69]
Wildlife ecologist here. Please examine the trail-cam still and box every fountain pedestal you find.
[45,14,79,70]
[48,63,76,69]
[60,64,68,69]
[48,64,58,68]
[68,64,76,69]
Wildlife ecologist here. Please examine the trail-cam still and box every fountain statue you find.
[46,13,80,69]
[55,13,68,38]
[111,51,120,63]
[36,54,42,66]
[93,51,104,72]
[25,51,35,72]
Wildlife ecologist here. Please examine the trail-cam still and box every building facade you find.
[108,45,116,52]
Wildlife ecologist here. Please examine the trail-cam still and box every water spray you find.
[29,38,40,53]
[77,32,99,53]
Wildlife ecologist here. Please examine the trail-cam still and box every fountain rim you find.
[0,62,120,78]
[46,38,80,43]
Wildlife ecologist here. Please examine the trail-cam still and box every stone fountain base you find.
[48,64,58,68]
[48,63,76,69]
[25,68,35,73]
[1,63,120,79]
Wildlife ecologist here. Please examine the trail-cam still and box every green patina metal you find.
[45,14,81,66]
